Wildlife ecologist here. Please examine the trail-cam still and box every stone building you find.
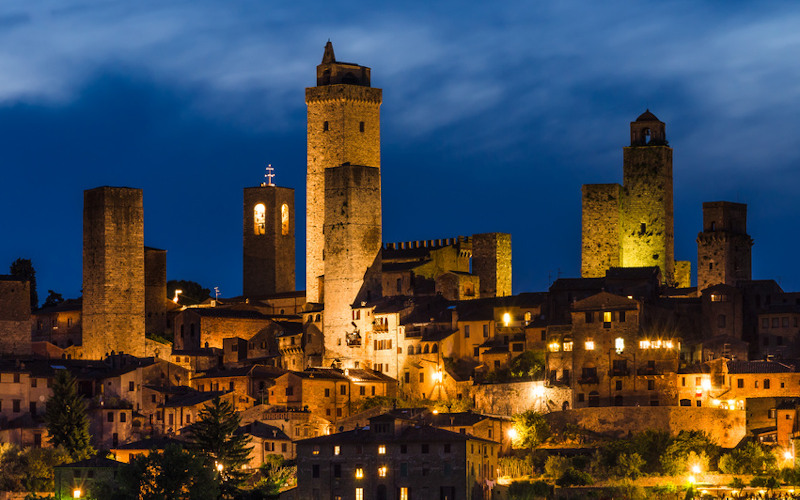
[82,186,146,359]
[292,412,498,500]
[144,247,167,337]
[582,111,690,286]
[473,232,512,298]
[0,276,32,355]
[696,201,753,294]
[243,183,295,297]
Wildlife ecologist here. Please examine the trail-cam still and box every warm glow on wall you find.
[502,312,511,326]
[585,340,595,350]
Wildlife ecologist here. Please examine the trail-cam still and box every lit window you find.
[253,203,266,235]
[281,204,290,236]
[615,338,624,353]
[334,446,340,455]
[639,340,650,349]
[665,341,674,349]
[548,342,560,352]
[312,445,320,455]
[603,311,612,323]
[585,341,595,351]
[378,445,386,455]
[355,467,364,479]
[563,341,573,352]
[400,487,409,500]
[378,466,387,477]
[502,313,511,327]
[356,488,364,500]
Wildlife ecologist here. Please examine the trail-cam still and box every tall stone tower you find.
[82,186,145,358]
[243,181,295,297]
[582,110,679,284]
[620,111,674,280]
[306,41,382,305]
[144,247,167,337]
[472,233,512,297]
[697,201,752,293]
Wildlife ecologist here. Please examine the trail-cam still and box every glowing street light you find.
[785,450,794,461]
[691,464,701,475]
[507,427,519,441]
[532,385,545,398]
[216,462,224,473]
[73,489,82,499]
[173,289,183,303]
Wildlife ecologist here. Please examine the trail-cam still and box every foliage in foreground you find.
[508,479,551,500]
[512,411,551,449]
[0,444,71,492]
[718,440,777,475]
[45,369,95,460]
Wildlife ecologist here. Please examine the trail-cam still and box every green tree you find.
[168,280,211,306]
[512,411,550,450]
[187,397,253,495]
[556,468,593,487]
[659,431,718,475]
[631,429,672,473]
[718,441,776,474]
[9,257,37,309]
[44,370,95,460]
[544,455,571,479]
[614,452,645,479]
[42,290,64,309]
[92,444,219,500]
[508,351,545,379]
[508,479,551,500]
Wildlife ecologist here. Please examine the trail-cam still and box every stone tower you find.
[0,276,32,355]
[82,186,145,358]
[697,201,752,293]
[472,233,512,297]
[243,183,295,297]
[305,41,382,305]
[620,110,674,281]
[582,110,678,284]
[144,247,167,337]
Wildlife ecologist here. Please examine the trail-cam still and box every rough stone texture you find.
[674,260,691,288]
[144,247,167,337]
[305,75,382,304]
[323,164,382,366]
[0,278,32,355]
[581,184,622,277]
[82,187,145,359]
[243,185,295,297]
[546,406,745,448]
[697,201,752,294]
[581,113,676,285]
[473,381,572,416]
[435,272,479,300]
[472,232,512,298]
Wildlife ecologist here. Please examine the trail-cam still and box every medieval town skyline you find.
[2,1,800,300]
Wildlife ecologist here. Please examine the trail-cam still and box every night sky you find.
[2,1,800,302]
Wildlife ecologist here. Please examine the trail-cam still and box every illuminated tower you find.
[82,186,145,358]
[243,166,295,297]
[697,201,752,293]
[305,41,382,305]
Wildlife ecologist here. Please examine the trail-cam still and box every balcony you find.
[611,368,631,377]
[637,366,661,376]
[373,323,389,333]
[577,375,600,385]
[346,332,362,347]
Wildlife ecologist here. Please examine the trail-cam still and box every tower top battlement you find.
[629,109,667,146]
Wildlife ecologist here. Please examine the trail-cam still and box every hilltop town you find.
[1,42,799,499]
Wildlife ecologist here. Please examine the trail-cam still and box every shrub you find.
[556,468,593,487]
[544,455,571,479]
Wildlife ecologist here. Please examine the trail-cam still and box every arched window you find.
[431,344,438,353]
[423,345,430,354]
[408,345,414,355]
[562,401,570,411]
[588,391,600,407]
[254,203,266,235]
[281,204,289,235]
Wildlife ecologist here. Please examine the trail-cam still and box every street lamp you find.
[73,488,82,499]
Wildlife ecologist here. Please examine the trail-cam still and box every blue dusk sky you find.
[2,1,800,301]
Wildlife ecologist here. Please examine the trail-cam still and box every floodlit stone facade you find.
[243,184,295,297]
[697,201,753,294]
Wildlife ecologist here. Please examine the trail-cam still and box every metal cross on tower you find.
[264,164,275,186]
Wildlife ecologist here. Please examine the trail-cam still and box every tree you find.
[508,351,545,379]
[512,411,551,449]
[187,397,253,495]
[613,452,645,479]
[92,444,219,500]
[659,431,718,475]
[250,455,297,497]
[41,290,64,308]
[167,280,211,306]
[556,468,593,487]
[44,370,95,460]
[544,455,571,479]
[9,258,37,309]
[718,441,776,474]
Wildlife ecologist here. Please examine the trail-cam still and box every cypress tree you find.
[188,396,253,496]
[44,370,95,460]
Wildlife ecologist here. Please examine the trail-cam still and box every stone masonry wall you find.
[243,185,295,297]
[82,187,145,359]
[697,202,752,293]
[473,381,572,416]
[581,183,621,278]
[473,232,512,298]
[0,279,31,355]
[305,84,382,304]
[144,247,167,337]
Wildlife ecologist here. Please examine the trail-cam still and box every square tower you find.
[144,247,167,337]
[243,185,295,297]
[697,201,753,293]
[472,232,512,297]
[82,186,145,359]
[305,41,382,304]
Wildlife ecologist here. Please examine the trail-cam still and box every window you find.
[464,325,470,338]
[619,311,626,322]
[128,381,135,391]
[648,380,655,391]
[355,467,364,479]
[378,466,387,477]
[563,341,573,351]
[483,325,489,338]
[419,373,424,383]
[603,311,612,323]
[359,121,365,132]
[334,464,341,477]
[340,385,347,395]
[585,340,595,350]
[286,387,294,396]
[615,380,622,390]
[422,444,429,454]
[254,204,266,235]
[360,386,366,396]
[325,388,331,398]
[615,338,624,353]
[281,204,290,235]
[773,318,780,328]
[312,465,319,478]
[400,487,409,500]
[334,445,340,455]
[120,412,127,423]
[323,121,329,131]
[764,379,771,389]
[12,400,20,413]
[400,444,407,454]
[378,445,386,454]
[474,347,480,357]
[585,312,593,323]
[107,412,114,422]
[762,318,769,329]
[312,445,320,455]
[404,372,410,384]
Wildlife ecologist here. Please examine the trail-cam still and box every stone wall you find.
[546,406,745,448]
[581,183,621,278]
[144,247,167,337]
[82,186,145,359]
[243,185,295,297]
[473,381,572,416]
[0,278,31,355]
[674,260,692,288]
[697,202,752,293]
[305,83,382,304]
[473,232,512,298]
[323,164,382,366]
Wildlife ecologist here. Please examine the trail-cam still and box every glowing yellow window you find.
[603,311,612,323]
[615,338,625,353]
[312,445,320,455]
[563,341,573,351]
[378,445,386,454]
[548,342,560,352]
[355,467,364,479]
[253,203,266,235]
[378,466,387,477]
[639,340,651,349]
[400,488,409,500]
[281,203,289,235]
[585,341,595,351]
[356,488,364,500]
[502,313,511,326]
[334,445,340,455]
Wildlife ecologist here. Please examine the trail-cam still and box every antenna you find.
[262,163,275,187]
